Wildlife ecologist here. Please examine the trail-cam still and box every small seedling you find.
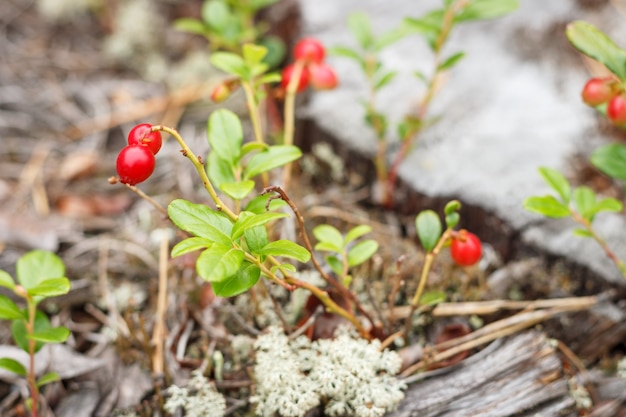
[0,250,71,417]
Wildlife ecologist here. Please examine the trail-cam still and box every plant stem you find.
[153,125,238,221]
[26,300,38,417]
[282,60,306,191]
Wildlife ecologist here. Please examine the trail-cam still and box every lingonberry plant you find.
[332,0,518,207]
[0,250,71,417]
[525,21,626,278]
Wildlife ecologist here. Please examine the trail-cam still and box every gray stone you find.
[298,0,626,283]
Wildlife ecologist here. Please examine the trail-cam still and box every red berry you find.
[294,38,325,64]
[281,64,309,93]
[210,83,231,103]
[116,145,155,185]
[127,124,162,155]
[308,63,338,90]
[607,94,626,125]
[450,231,482,267]
[582,77,617,106]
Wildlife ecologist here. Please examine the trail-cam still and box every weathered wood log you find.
[388,331,577,417]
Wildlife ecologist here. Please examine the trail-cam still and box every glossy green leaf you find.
[573,186,596,220]
[314,241,344,254]
[258,72,282,84]
[420,290,447,306]
[345,225,373,245]
[168,199,233,246]
[171,237,214,258]
[0,295,24,320]
[244,225,269,254]
[231,211,288,241]
[455,0,519,22]
[402,13,441,36]
[566,21,626,81]
[374,27,410,51]
[196,245,245,283]
[28,277,70,298]
[0,271,14,290]
[210,52,248,79]
[207,109,243,164]
[244,194,287,214]
[207,150,236,190]
[243,43,267,65]
[220,180,256,201]
[16,250,65,291]
[256,240,311,263]
[212,262,260,297]
[348,12,374,50]
[591,143,626,181]
[444,200,462,215]
[202,0,230,31]
[415,210,442,252]
[313,224,344,246]
[173,18,208,36]
[240,142,268,156]
[523,196,571,218]
[0,358,27,377]
[29,326,70,344]
[445,213,460,229]
[329,46,362,63]
[438,51,465,71]
[538,167,571,203]
[326,255,344,276]
[244,145,302,179]
[12,311,50,353]
[572,228,593,238]
[592,198,623,214]
[37,372,61,387]
[347,240,378,267]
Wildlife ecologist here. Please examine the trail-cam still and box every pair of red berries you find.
[450,231,482,267]
[581,77,626,125]
[281,38,338,93]
[116,124,162,185]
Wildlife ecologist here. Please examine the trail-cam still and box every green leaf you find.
[240,142,268,156]
[220,181,256,201]
[573,186,596,220]
[538,167,571,203]
[0,271,15,290]
[348,12,374,50]
[374,27,410,51]
[37,372,61,387]
[258,72,282,84]
[207,109,243,164]
[27,277,70,298]
[242,43,268,65]
[415,210,442,252]
[244,194,288,214]
[0,295,23,319]
[326,255,343,276]
[329,46,363,63]
[29,326,70,344]
[196,245,245,283]
[344,225,373,245]
[523,196,571,218]
[231,211,288,241]
[212,262,260,297]
[171,237,214,258]
[374,71,397,91]
[402,12,442,39]
[347,240,378,267]
[168,199,233,246]
[420,290,447,306]
[592,198,623,214]
[313,224,344,247]
[244,225,269,253]
[244,145,302,179]
[173,18,208,36]
[0,358,27,376]
[202,0,230,31]
[210,52,249,79]
[314,241,344,254]
[444,200,462,215]
[12,311,50,353]
[455,0,519,22]
[573,228,593,238]
[445,212,460,229]
[566,21,626,81]
[438,52,465,71]
[259,35,286,68]
[207,150,236,190]
[17,250,65,290]
[591,143,626,181]
[256,240,311,263]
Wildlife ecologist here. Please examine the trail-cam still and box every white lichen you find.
[251,326,406,417]
[164,370,226,417]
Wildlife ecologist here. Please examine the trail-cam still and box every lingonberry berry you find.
[294,38,326,64]
[450,230,482,267]
[607,94,626,125]
[308,63,338,90]
[210,83,231,103]
[127,124,162,155]
[116,145,155,185]
[581,77,617,106]
[281,64,309,93]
